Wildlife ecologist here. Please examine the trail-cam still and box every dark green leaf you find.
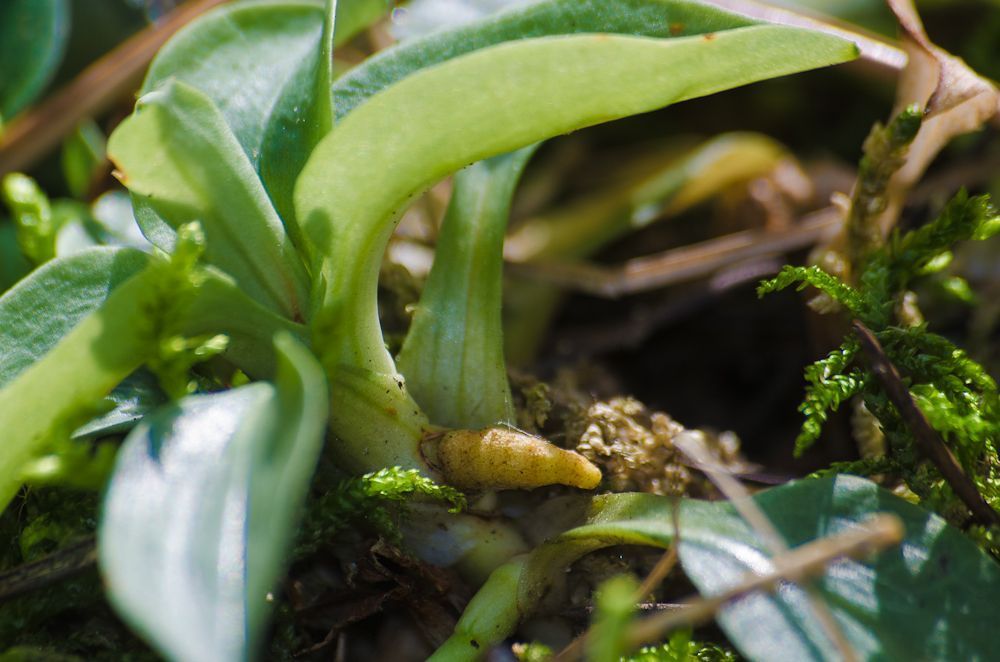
[435,475,1000,660]
[100,334,328,662]
[0,0,69,120]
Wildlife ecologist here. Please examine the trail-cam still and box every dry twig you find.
[851,320,1000,527]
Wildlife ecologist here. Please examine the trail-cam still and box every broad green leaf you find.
[0,247,149,388]
[331,0,759,121]
[108,80,311,322]
[0,0,69,121]
[53,190,151,256]
[138,0,393,225]
[677,475,1000,661]
[298,25,858,375]
[99,334,328,662]
[396,147,536,429]
[432,475,1000,661]
[0,246,305,510]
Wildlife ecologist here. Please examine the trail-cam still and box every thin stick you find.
[0,0,228,178]
[556,514,902,661]
[675,433,857,662]
[505,206,842,298]
[622,514,904,652]
[851,320,1000,527]
[0,537,96,603]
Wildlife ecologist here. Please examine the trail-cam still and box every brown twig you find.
[675,433,857,662]
[0,0,229,178]
[851,320,1000,527]
[556,514,903,661]
[0,536,97,603]
[505,206,842,298]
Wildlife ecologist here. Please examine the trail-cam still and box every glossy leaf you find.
[0,0,69,120]
[108,80,311,322]
[433,475,1000,660]
[72,370,166,440]
[396,147,536,428]
[100,334,328,662]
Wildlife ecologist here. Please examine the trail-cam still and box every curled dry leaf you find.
[877,0,1000,234]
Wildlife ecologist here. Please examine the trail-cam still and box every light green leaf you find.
[108,80,311,322]
[138,0,393,227]
[331,0,760,121]
[298,24,858,375]
[433,475,1000,660]
[100,334,328,662]
[396,147,536,428]
[0,247,149,388]
[0,0,69,120]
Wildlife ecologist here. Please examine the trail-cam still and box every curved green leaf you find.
[298,25,858,374]
[138,0,393,226]
[108,80,310,322]
[433,475,1000,661]
[396,146,536,428]
[331,0,759,120]
[0,0,69,120]
[100,334,328,662]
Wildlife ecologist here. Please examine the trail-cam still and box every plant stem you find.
[851,320,1000,527]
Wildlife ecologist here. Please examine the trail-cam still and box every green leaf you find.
[108,80,311,322]
[396,147,536,428]
[332,0,760,121]
[0,247,149,388]
[433,475,1000,661]
[138,0,393,227]
[71,370,166,440]
[679,475,1000,661]
[299,23,858,374]
[0,0,69,120]
[0,264,162,510]
[99,334,328,662]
